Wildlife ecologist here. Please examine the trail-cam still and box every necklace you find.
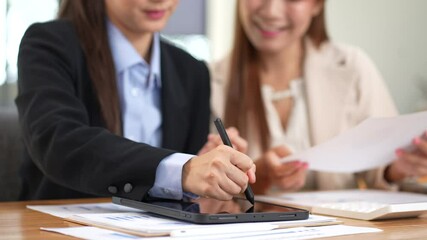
[271,88,293,101]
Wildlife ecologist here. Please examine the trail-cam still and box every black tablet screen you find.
[145,197,304,214]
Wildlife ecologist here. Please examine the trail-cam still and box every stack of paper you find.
[42,225,382,240]
[29,202,381,239]
[65,212,341,237]
[27,202,141,218]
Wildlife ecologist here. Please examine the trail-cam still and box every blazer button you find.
[108,186,118,194]
[124,183,133,193]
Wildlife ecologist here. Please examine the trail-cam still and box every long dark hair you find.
[224,0,329,151]
[58,0,121,135]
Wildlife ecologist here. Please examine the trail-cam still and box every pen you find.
[214,118,255,205]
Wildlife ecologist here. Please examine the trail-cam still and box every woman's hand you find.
[183,145,256,200]
[254,145,308,193]
[198,127,248,155]
[386,132,427,182]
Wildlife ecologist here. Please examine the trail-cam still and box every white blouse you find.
[261,79,311,154]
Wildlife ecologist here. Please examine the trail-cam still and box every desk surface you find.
[1,198,427,240]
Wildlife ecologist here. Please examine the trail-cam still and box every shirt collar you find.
[107,20,161,87]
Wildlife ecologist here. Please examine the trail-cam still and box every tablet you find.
[112,196,309,224]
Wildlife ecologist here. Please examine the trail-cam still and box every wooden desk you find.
[1,198,427,240]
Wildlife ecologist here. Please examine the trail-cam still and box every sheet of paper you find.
[170,215,339,237]
[67,212,276,235]
[66,212,338,236]
[198,225,381,240]
[27,202,141,218]
[281,111,427,172]
[256,189,427,209]
[41,226,146,240]
[42,225,381,240]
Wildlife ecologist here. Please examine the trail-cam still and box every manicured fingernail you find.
[413,137,421,145]
[294,161,302,166]
[395,149,403,156]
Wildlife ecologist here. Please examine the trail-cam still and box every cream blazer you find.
[210,39,399,191]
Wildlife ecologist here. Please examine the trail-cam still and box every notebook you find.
[256,190,427,220]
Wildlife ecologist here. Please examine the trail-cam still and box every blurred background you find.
[1,0,426,113]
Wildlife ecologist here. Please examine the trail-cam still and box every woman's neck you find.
[124,31,153,61]
[110,18,153,61]
[259,40,304,90]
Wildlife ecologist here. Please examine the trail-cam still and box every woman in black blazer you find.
[16,0,255,201]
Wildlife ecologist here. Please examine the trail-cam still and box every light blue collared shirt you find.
[107,21,193,200]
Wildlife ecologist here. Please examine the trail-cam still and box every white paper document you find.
[67,212,273,236]
[281,111,427,172]
[41,226,145,240]
[66,212,338,237]
[42,225,381,240]
[27,202,141,218]
[257,189,427,208]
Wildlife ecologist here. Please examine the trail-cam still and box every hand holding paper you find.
[386,130,427,181]
[258,145,308,191]
[281,111,427,174]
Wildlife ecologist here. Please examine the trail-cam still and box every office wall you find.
[327,0,427,113]
[206,0,236,61]
[163,0,205,34]
[207,0,427,113]
[0,1,6,85]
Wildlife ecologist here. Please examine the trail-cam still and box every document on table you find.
[42,225,382,240]
[41,226,144,240]
[65,212,339,237]
[257,189,427,209]
[29,202,340,237]
[27,202,141,218]
[281,111,427,172]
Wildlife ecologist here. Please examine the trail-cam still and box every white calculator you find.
[257,190,427,220]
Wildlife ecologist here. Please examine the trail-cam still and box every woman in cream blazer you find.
[209,0,427,193]
[211,39,397,191]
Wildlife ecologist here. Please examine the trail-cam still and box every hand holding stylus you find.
[214,118,255,205]
[182,144,256,201]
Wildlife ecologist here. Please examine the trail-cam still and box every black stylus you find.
[214,118,255,205]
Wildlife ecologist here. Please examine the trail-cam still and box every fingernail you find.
[302,163,309,168]
[395,149,403,156]
[413,137,421,145]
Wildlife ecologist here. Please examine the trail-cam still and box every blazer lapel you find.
[160,43,190,151]
[304,40,357,145]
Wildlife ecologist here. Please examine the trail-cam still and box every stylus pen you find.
[214,118,255,205]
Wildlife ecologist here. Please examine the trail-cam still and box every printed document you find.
[27,202,141,218]
[65,212,338,237]
[42,225,381,240]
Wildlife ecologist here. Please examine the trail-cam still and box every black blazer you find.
[16,20,210,200]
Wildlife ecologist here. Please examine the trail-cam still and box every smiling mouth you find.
[255,22,289,37]
[257,22,288,31]
[145,10,167,20]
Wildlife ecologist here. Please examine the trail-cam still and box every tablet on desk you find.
[112,197,309,224]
